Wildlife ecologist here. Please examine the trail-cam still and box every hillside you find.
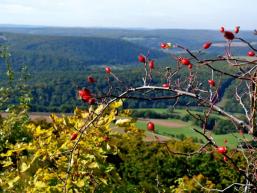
[0,27,255,112]
[0,33,166,71]
[1,25,256,51]
[1,26,256,66]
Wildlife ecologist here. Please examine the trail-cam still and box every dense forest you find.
[0,27,254,113]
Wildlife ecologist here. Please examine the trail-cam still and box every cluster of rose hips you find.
[160,38,215,87]
[159,26,255,89]
[78,88,96,105]
[138,54,155,70]
[72,27,246,154]
[217,146,228,162]
[77,74,98,105]
[220,26,237,41]
[71,75,100,140]
[220,26,256,57]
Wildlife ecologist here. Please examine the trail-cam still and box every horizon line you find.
[0,23,255,31]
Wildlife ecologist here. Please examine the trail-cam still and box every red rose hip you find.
[71,133,78,140]
[181,58,190,65]
[217,146,227,154]
[105,67,111,74]
[149,60,155,69]
[79,89,91,98]
[138,54,146,63]
[147,122,155,132]
[248,51,255,57]
[88,98,96,105]
[162,83,170,89]
[160,42,171,49]
[203,42,212,49]
[234,26,240,34]
[78,89,91,102]
[208,80,215,87]
[87,76,96,83]
[160,43,167,49]
[224,31,235,40]
[188,63,193,69]
[220,26,225,33]
[103,136,110,142]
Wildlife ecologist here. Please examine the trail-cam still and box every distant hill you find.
[0,33,165,71]
[0,25,256,51]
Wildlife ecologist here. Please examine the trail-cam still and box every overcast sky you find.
[0,0,256,30]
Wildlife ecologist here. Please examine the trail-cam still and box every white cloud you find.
[0,0,256,29]
[0,3,34,14]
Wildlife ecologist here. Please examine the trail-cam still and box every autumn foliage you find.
[1,26,257,192]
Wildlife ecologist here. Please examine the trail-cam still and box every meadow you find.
[134,108,251,148]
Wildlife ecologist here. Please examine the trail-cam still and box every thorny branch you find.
[63,28,257,192]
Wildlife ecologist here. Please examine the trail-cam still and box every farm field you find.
[134,108,252,148]
[136,120,251,148]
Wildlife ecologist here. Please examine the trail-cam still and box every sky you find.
[0,0,256,30]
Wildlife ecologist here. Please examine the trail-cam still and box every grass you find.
[133,108,228,120]
[135,108,168,114]
[136,119,252,148]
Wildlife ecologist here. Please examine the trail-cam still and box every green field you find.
[136,121,252,148]
[135,108,228,119]
[135,108,252,148]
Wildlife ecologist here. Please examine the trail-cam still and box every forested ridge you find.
[0,29,252,113]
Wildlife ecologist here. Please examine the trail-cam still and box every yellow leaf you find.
[30,150,42,164]
[34,125,48,137]
[74,107,89,119]
[81,111,89,119]
[8,176,20,188]
[76,179,85,188]
[50,114,58,122]
[88,162,99,169]
[63,116,69,126]
[74,107,81,116]
[59,172,67,179]
[34,181,47,189]
[20,162,30,173]
[115,118,133,127]
[60,141,69,150]
[122,109,132,116]
[110,100,123,109]
[75,119,85,128]
[2,160,13,167]
[106,143,111,151]
[95,104,104,115]
[99,178,108,185]
[1,149,15,157]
